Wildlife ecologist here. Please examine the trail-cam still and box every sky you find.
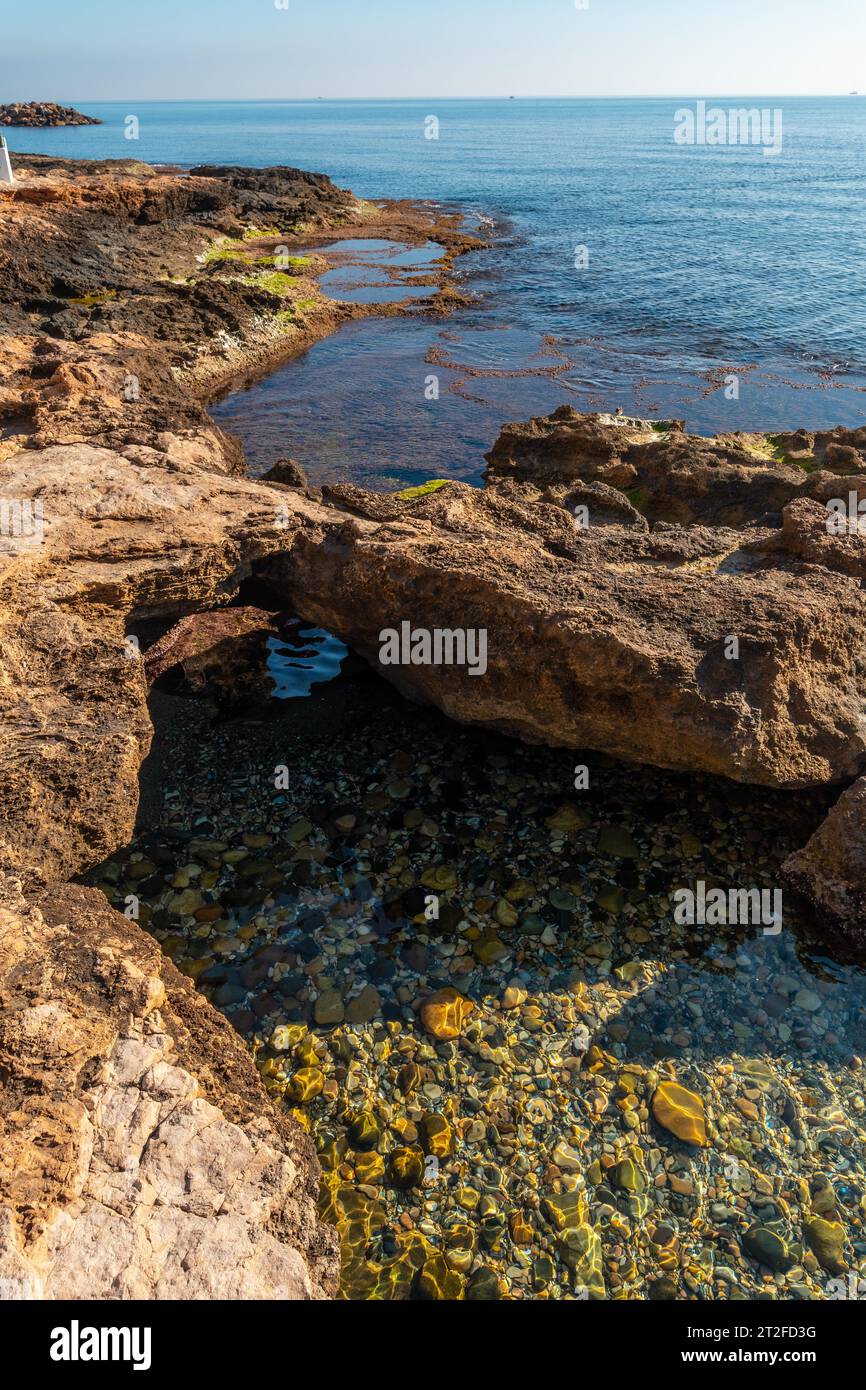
[1,0,864,101]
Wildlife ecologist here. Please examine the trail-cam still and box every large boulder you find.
[268,479,866,790]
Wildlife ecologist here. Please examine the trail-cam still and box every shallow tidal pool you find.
[86,660,866,1301]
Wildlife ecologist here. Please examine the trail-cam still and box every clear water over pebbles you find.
[86,662,866,1301]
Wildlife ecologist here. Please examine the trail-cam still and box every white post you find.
[0,136,14,186]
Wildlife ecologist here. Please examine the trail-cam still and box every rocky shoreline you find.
[2,154,866,1301]
[0,154,478,1300]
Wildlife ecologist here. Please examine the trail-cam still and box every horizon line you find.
[36,92,866,104]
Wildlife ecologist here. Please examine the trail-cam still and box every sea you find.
[10,96,866,487]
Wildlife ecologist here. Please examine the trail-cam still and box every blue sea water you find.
[11,98,866,486]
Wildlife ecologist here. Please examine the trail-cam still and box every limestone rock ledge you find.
[0,876,338,1300]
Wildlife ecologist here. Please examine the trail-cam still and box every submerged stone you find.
[652,1080,708,1147]
[610,1154,648,1194]
[743,1225,792,1272]
[345,983,382,1024]
[389,1146,425,1190]
[314,989,345,1026]
[348,1110,382,1151]
[420,987,474,1040]
[542,1189,588,1231]
[286,1067,324,1104]
[545,804,590,834]
[804,1216,847,1274]
[416,1252,465,1300]
[597,825,640,858]
[419,1113,454,1159]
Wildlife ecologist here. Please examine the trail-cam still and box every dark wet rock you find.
[744,1225,793,1272]
[262,457,308,489]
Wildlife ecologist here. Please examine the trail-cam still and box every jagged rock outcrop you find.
[0,102,101,127]
[485,406,866,529]
[0,877,337,1299]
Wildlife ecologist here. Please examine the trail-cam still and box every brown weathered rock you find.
[0,156,481,1304]
[5,428,866,906]
[6,155,866,1305]
[0,441,333,891]
[420,988,475,1040]
[784,777,866,953]
[263,458,308,490]
[485,406,866,529]
[142,606,281,708]
[0,877,338,1299]
[651,1080,708,1147]
[0,102,101,127]
[271,477,866,790]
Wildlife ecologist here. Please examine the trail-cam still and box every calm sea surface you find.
[15,97,866,485]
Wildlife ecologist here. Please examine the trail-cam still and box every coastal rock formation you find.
[143,607,279,688]
[0,155,478,1301]
[274,479,866,790]
[4,430,866,904]
[4,156,866,1301]
[0,102,101,127]
[0,439,334,892]
[0,877,337,1299]
[0,155,477,458]
[485,406,866,529]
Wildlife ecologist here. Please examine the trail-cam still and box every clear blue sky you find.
[2,0,863,100]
